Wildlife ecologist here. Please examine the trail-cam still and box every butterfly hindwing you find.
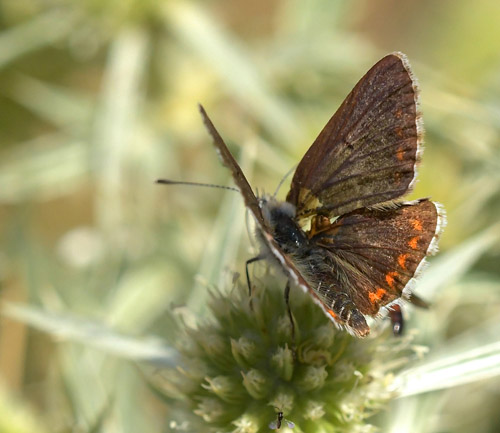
[309,200,443,323]
[287,52,421,218]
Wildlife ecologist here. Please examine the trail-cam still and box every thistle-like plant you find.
[150,277,417,433]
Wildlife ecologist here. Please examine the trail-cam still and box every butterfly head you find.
[259,195,296,223]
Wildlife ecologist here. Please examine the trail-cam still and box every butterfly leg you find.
[388,304,404,336]
[408,293,430,309]
[389,294,429,336]
[284,281,296,343]
[245,256,263,296]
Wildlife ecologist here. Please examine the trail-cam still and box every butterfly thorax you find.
[259,197,329,280]
[260,198,310,255]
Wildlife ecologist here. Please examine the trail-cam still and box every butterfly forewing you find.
[287,52,421,218]
[198,105,327,314]
[310,199,443,318]
[198,104,266,228]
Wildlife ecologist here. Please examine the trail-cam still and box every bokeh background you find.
[1,0,500,432]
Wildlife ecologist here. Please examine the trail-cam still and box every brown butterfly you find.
[179,53,445,337]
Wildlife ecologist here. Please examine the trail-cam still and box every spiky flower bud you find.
[152,279,415,432]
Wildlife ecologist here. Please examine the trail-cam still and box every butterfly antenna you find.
[156,179,239,193]
[273,165,297,198]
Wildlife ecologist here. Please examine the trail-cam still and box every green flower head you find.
[152,278,414,433]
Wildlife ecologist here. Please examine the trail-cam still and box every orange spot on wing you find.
[398,253,409,269]
[408,236,419,250]
[396,147,404,161]
[411,219,423,231]
[368,288,387,304]
[327,309,338,321]
[385,271,398,288]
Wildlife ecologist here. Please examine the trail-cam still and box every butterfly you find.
[194,52,445,337]
[268,411,295,430]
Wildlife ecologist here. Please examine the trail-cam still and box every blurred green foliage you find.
[1,0,500,432]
